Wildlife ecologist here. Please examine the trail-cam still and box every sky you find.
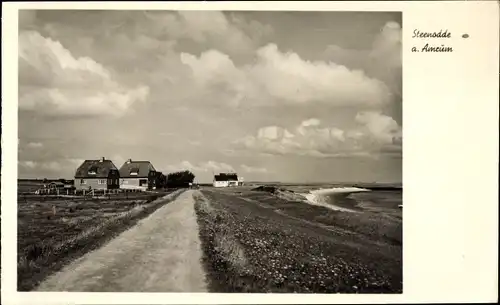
[18,10,402,183]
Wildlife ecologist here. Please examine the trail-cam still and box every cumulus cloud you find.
[18,31,150,117]
[141,10,272,56]
[355,111,402,145]
[180,50,241,86]
[180,43,391,108]
[371,21,402,68]
[324,21,402,107]
[17,11,401,182]
[236,112,401,158]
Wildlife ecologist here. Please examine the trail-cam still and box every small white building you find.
[213,173,243,187]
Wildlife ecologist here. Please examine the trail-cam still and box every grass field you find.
[14,180,402,293]
[194,186,402,293]
[17,188,185,291]
[17,179,70,193]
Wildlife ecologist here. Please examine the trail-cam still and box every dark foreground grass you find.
[194,190,402,293]
[17,189,185,291]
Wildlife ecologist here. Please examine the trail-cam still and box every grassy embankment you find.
[193,189,402,293]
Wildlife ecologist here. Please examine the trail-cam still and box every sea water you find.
[299,187,371,212]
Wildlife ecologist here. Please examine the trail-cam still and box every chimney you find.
[127,159,132,164]
[100,157,105,162]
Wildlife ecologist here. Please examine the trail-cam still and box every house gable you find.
[75,158,119,178]
[119,159,156,178]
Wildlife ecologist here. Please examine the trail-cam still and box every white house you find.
[213,173,242,187]
[118,159,157,191]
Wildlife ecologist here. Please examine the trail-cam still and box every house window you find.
[88,166,97,175]
[139,179,148,186]
[80,179,87,185]
[130,168,139,176]
[98,179,106,185]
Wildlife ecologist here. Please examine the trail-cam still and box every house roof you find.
[75,159,118,178]
[214,173,238,181]
[119,160,156,178]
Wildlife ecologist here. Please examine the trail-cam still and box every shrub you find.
[166,170,195,188]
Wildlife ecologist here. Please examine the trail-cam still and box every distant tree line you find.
[165,170,195,188]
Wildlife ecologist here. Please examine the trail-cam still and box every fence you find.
[17,188,179,203]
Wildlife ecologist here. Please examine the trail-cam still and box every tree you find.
[166,170,195,188]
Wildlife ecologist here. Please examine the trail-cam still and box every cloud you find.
[141,11,272,56]
[26,142,43,148]
[19,161,37,169]
[17,11,401,182]
[165,160,235,173]
[300,118,321,127]
[180,43,391,108]
[324,21,402,105]
[18,158,88,178]
[19,160,62,172]
[18,31,150,117]
[235,112,401,158]
[180,50,240,86]
[371,21,402,68]
[19,10,37,28]
[355,111,402,145]
[241,164,268,173]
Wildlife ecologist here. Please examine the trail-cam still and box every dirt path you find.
[36,190,207,292]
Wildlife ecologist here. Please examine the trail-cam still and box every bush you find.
[166,170,195,188]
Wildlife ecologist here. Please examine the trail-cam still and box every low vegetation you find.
[248,189,402,246]
[194,188,402,293]
[17,189,185,291]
